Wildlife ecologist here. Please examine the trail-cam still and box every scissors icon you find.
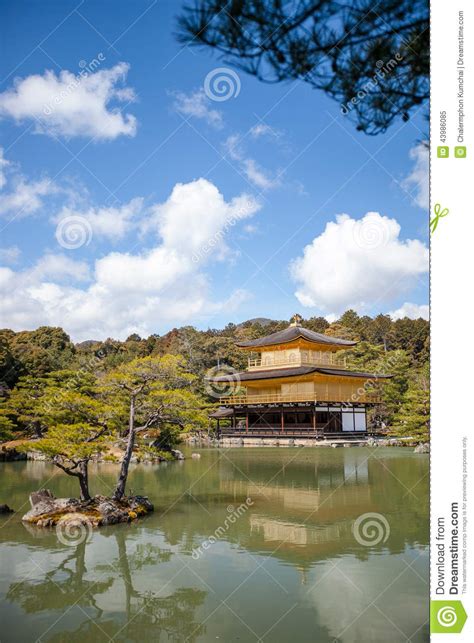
[430,203,449,233]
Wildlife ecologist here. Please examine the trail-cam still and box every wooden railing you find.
[248,354,347,370]
[220,391,382,405]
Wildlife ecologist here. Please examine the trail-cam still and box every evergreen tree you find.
[21,379,116,500]
[102,355,207,501]
[394,364,429,440]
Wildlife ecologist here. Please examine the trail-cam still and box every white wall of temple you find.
[342,408,367,432]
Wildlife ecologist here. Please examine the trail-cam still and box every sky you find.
[0,0,429,341]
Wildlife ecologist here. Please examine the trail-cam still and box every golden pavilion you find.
[209,315,390,438]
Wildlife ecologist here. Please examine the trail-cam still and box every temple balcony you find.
[219,390,382,405]
[247,353,348,371]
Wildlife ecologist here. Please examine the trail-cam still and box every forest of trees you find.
[0,311,429,449]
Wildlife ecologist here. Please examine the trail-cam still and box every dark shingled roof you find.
[209,407,235,419]
[208,365,391,383]
[235,324,356,348]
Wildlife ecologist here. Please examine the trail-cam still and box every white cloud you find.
[0,176,58,218]
[141,178,259,259]
[241,159,276,190]
[0,147,10,188]
[402,143,429,209]
[28,254,91,282]
[0,146,60,219]
[290,212,429,315]
[389,302,429,320]
[249,123,282,139]
[0,179,261,340]
[0,245,20,264]
[0,63,137,140]
[171,88,223,128]
[54,198,144,242]
[224,134,278,190]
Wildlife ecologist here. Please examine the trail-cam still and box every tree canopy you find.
[1,310,429,450]
[13,356,207,500]
[177,0,429,134]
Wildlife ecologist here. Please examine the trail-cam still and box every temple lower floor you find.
[215,403,374,438]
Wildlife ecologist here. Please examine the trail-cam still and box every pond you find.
[0,447,429,642]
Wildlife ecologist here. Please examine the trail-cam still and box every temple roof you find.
[208,365,391,382]
[209,407,235,419]
[235,324,356,349]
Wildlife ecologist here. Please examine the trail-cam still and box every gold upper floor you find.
[247,346,348,371]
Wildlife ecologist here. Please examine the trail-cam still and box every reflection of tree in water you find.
[43,586,207,643]
[7,530,206,642]
[6,538,112,617]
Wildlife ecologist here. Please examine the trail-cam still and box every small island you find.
[1,344,207,528]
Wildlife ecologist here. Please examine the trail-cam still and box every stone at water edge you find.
[191,453,201,459]
[171,449,185,460]
[414,443,430,454]
[22,490,154,527]
[23,493,82,523]
[30,489,54,507]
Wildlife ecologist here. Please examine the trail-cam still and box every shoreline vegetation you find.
[0,312,429,528]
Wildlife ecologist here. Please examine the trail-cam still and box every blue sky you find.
[0,0,429,341]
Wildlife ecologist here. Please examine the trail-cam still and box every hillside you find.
[0,310,429,440]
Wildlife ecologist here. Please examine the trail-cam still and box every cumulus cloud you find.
[54,198,145,242]
[0,63,137,140]
[290,212,428,315]
[141,178,259,259]
[0,179,261,340]
[389,302,429,320]
[402,143,429,209]
[171,88,223,128]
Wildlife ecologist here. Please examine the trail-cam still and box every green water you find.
[0,447,429,642]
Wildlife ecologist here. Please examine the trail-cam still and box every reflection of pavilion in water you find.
[219,454,383,564]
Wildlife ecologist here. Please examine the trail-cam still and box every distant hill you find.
[238,317,275,328]
[76,340,101,349]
